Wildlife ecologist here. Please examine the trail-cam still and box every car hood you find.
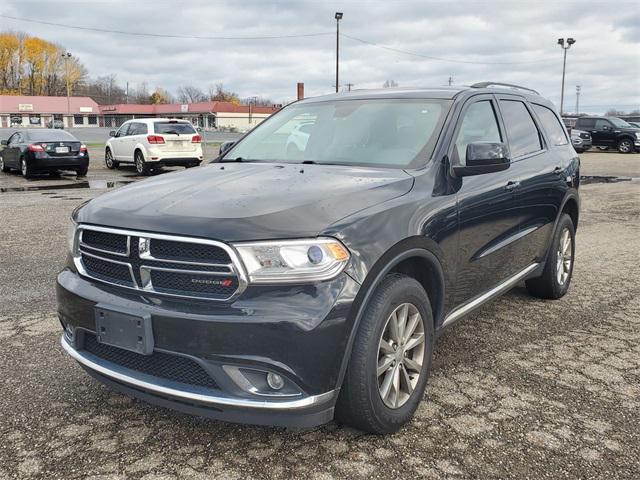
[78,162,414,241]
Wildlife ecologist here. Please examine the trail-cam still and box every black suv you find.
[58,83,580,434]
[574,116,640,153]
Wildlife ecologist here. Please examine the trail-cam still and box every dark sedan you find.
[0,129,89,178]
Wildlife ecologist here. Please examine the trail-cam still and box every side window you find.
[532,104,568,146]
[595,119,611,130]
[577,118,595,130]
[499,100,542,158]
[129,123,148,135]
[116,123,130,137]
[7,133,18,146]
[455,100,501,163]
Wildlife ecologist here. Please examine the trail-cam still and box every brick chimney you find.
[297,82,304,101]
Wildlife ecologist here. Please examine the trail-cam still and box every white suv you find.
[105,118,203,175]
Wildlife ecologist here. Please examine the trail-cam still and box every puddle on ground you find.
[580,175,635,184]
[0,180,133,193]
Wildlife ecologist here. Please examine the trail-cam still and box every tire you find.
[134,150,150,176]
[526,213,575,299]
[335,274,434,434]
[617,138,634,154]
[597,146,608,151]
[105,149,119,169]
[574,148,584,154]
[76,165,88,177]
[0,155,9,173]
[21,157,34,178]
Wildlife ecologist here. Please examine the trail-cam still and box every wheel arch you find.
[335,237,446,392]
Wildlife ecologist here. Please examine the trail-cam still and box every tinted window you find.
[532,104,568,146]
[227,99,450,168]
[499,100,542,158]
[129,122,148,135]
[595,119,611,130]
[455,100,502,163]
[27,130,77,142]
[577,118,595,129]
[154,122,196,135]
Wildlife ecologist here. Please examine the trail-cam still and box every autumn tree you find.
[209,83,240,104]
[149,87,171,104]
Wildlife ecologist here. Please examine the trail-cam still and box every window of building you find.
[87,115,97,125]
[73,115,84,126]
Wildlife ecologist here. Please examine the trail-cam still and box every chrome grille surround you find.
[73,225,248,301]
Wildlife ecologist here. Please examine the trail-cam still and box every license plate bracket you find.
[94,304,153,355]
[55,146,69,153]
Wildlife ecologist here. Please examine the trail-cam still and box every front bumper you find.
[57,268,360,427]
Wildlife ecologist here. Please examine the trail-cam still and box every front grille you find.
[81,229,128,254]
[150,239,231,264]
[76,226,243,301]
[150,270,239,298]
[81,253,133,286]
[83,333,218,389]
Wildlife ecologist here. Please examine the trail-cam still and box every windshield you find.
[607,117,632,128]
[225,98,451,168]
[154,122,196,134]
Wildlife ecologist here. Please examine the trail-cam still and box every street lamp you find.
[61,52,72,125]
[557,37,576,115]
[335,12,343,93]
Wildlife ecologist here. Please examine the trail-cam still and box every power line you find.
[0,14,333,40]
[341,32,555,65]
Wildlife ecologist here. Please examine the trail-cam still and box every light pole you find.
[557,38,575,115]
[335,12,343,93]
[575,85,581,114]
[62,52,72,126]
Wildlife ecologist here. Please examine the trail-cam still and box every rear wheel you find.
[617,138,634,154]
[134,150,150,176]
[0,155,9,172]
[21,157,34,178]
[76,165,88,177]
[526,213,575,299]
[335,274,434,434]
[105,149,119,169]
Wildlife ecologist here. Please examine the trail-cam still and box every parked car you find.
[570,128,592,153]
[46,119,65,129]
[0,129,88,177]
[628,121,640,128]
[574,116,640,153]
[105,118,203,175]
[59,83,579,434]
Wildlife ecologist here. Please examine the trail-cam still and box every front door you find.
[4,133,22,168]
[592,119,616,147]
[451,95,523,305]
[112,123,131,160]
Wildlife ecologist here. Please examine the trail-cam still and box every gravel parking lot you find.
[0,151,638,479]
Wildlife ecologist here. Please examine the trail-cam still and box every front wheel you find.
[105,149,119,169]
[617,138,634,154]
[0,155,9,172]
[335,274,434,434]
[526,213,575,299]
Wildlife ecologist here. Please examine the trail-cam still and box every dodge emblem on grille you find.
[191,278,233,287]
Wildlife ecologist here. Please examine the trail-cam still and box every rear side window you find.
[455,100,502,163]
[577,118,595,129]
[499,100,542,158]
[154,122,196,135]
[129,123,148,135]
[532,104,568,146]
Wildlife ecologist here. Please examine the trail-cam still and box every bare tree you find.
[383,80,398,88]
[177,85,207,103]
[208,83,240,103]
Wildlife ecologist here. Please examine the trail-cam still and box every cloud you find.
[1,0,638,112]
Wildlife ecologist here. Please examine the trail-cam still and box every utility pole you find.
[345,83,354,91]
[126,81,129,104]
[62,52,72,126]
[557,37,576,115]
[335,12,343,93]
[575,85,581,114]
[448,76,453,86]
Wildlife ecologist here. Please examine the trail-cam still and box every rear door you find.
[152,121,199,154]
[451,95,523,305]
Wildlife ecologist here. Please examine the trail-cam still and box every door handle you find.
[505,180,520,191]
[553,166,563,175]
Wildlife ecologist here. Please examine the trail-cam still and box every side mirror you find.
[109,130,116,137]
[453,142,510,177]
[219,141,235,156]
[1,140,7,146]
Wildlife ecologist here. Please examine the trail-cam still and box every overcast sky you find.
[1,0,639,113]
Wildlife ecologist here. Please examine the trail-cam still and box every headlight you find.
[635,132,640,139]
[233,238,350,283]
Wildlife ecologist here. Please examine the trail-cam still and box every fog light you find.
[266,372,285,390]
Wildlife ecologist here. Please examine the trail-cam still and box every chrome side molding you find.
[442,262,539,327]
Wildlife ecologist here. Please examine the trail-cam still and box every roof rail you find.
[470,82,539,95]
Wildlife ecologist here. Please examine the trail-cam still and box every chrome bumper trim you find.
[61,335,335,410]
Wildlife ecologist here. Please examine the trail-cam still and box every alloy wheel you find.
[21,159,27,176]
[135,154,144,174]
[105,151,113,168]
[377,302,425,409]
[619,140,632,153]
[556,227,573,286]
[0,156,4,170]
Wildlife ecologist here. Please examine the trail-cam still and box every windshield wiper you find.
[220,157,250,163]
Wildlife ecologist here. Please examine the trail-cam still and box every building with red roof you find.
[0,95,99,128]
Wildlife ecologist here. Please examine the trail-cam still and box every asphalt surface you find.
[0,150,639,479]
